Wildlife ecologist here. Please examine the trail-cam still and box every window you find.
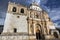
[36,14,38,18]
[12,7,16,12]
[21,8,24,13]
[49,18,50,21]
[17,16,19,18]
[14,28,17,33]
[30,12,34,18]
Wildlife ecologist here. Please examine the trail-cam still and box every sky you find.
[0,0,60,28]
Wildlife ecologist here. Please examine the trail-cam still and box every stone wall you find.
[0,35,36,40]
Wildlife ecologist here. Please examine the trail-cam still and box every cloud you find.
[51,15,60,21]
[48,8,60,28]
[0,12,6,18]
[54,23,60,28]
[41,0,48,4]
[0,18,5,25]
[35,0,40,4]
[48,8,60,18]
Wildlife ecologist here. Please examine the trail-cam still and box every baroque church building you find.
[1,1,59,40]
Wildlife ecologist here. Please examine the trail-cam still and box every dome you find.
[30,1,42,11]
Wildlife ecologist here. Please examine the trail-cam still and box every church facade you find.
[1,2,59,40]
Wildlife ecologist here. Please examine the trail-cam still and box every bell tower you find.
[2,2,28,34]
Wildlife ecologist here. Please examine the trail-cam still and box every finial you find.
[8,1,11,3]
[33,0,36,3]
[32,0,37,5]
[14,2,15,4]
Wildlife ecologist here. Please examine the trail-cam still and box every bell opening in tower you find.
[21,8,24,13]
[12,7,16,12]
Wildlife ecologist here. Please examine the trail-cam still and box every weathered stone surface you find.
[0,35,36,40]
[3,13,28,33]
[0,36,27,40]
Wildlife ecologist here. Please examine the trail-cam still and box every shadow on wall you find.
[56,28,60,34]
[0,25,4,34]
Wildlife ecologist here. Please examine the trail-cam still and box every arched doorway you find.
[35,24,42,40]
[36,24,42,33]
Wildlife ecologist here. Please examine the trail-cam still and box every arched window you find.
[36,14,38,18]
[12,7,16,12]
[21,8,24,13]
